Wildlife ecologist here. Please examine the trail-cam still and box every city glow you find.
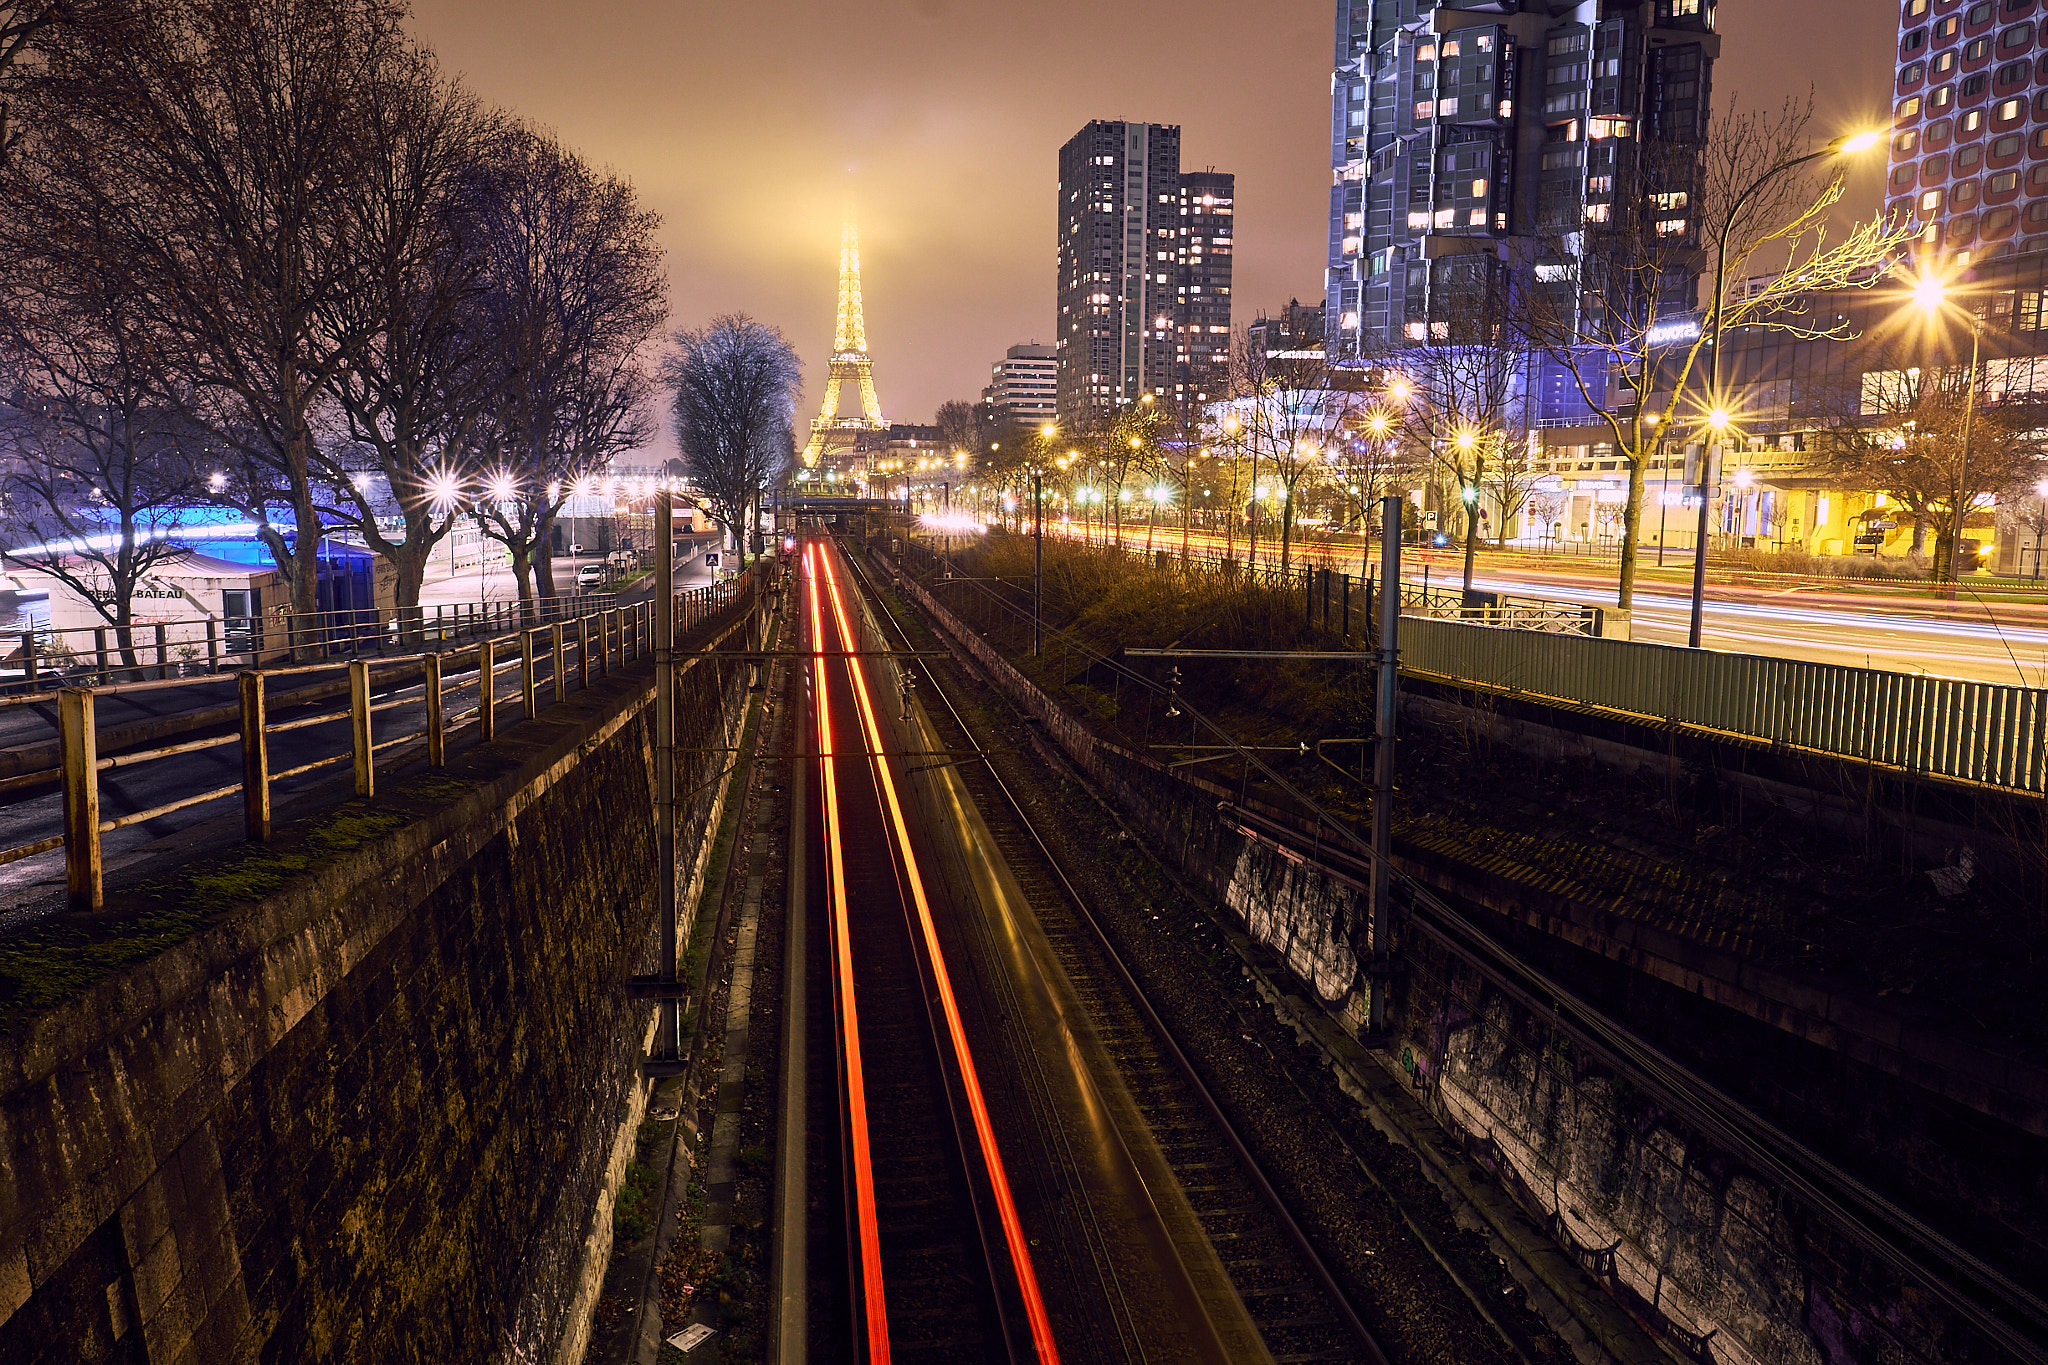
[919,511,987,534]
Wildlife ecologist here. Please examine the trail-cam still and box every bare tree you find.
[1325,401,1428,573]
[0,3,70,162]
[1232,331,1358,571]
[1812,329,2048,578]
[468,124,666,606]
[318,51,498,638]
[1515,98,1908,620]
[22,0,407,653]
[1396,269,1526,592]
[664,315,802,561]
[0,242,205,668]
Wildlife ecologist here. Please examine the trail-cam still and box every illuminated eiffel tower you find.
[801,219,887,466]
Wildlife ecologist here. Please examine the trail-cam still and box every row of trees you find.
[0,0,669,657]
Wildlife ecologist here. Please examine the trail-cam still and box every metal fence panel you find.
[1399,617,2048,793]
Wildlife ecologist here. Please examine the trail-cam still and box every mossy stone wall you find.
[0,649,743,1365]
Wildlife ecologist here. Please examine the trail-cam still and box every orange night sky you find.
[406,0,1899,457]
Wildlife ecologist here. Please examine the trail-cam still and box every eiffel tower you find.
[801,219,888,466]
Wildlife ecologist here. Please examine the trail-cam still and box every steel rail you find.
[819,544,1056,1362]
[846,541,1388,1364]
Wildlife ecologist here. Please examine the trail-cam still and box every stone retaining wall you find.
[0,606,756,1365]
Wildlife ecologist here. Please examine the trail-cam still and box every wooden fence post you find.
[240,672,270,841]
[553,622,567,703]
[155,623,169,679]
[578,614,590,691]
[60,687,100,911]
[22,631,35,692]
[206,618,220,673]
[425,653,444,768]
[479,636,495,742]
[521,630,536,719]
[94,627,109,684]
[349,659,373,798]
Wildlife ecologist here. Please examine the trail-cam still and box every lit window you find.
[1998,98,2024,120]
[1405,322,1428,339]
[1923,188,1945,210]
[1343,235,1363,254]
[1469,208,1487,225]
[1407,210,1430,228]
[1439,96,1460,115]
[1656,217,1688,235]
[1415,100,1435,119]
[1471,178,1489,197]
[1584,202,1611,222]
[1899,96,1923,117]
[1963,110,1985,131]
[1435,208,1456,227]
[1499,99,1514,118]
[1443,39,1461,56]
[1895,129,1920,153]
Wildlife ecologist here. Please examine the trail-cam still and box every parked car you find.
[576,565,604,587]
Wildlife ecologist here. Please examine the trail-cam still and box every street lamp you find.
[1688,127,1884,647]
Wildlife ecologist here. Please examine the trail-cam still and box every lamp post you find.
[1688,128,1883,648]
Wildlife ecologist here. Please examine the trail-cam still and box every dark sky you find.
[407,0,1898,455]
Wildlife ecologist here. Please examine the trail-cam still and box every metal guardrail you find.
[1401,616,2048,793]
[0,590,629,690]
[11,574,758,911]
[1395,581,1601,636]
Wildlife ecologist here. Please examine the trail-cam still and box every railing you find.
[8,572,758,911]
[1401,615,2048,793]
[0,590,633,690]
[1396,581,1602,636]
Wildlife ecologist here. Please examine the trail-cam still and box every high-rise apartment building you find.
[1324,0,1718,359]
[982,343,1059,421]
[1886,0,2048,260]
[1056,121,1234,422]
[1179,170,1236,400]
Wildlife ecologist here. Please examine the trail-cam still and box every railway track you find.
[797,538,1046,1361]
[840,540,1388,1365]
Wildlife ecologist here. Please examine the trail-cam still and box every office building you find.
[1056,120,1234,422]
[1324,0,1719,359]
[1247,298,1327,361]
[982,343,1059,422]
[1887,0,2048,261]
